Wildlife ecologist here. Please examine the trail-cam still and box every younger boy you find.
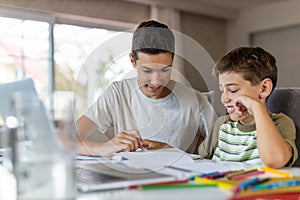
[198,47,298,168]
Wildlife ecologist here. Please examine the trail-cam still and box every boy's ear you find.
[129,53,136,67]
[259,78,273,99]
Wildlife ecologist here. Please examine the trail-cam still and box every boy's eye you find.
[141,68,152,73]
[140,66,171,73]
[161,67,170,72]
[230,89,238,93]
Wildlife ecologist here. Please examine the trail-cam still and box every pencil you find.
[230,170,265,180]
[226,168,257,179]
[205,170,242,179]
[127,179,188,189]
[166,165,194,172]
[260,166,292,178]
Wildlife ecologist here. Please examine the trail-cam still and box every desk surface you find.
[0,163,231,200]
[74,159,300,200]
[77,187,232,200]
[1,158,300,200]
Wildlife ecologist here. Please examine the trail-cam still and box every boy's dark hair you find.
[131,20,175,62]
[213,47,278,90]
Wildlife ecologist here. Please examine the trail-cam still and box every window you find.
[0,15,133,117]
[53,24,133,115]
[0,17,49,99]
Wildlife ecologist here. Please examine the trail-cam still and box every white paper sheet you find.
[112,151,195,171]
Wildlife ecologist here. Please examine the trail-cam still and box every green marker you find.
[140,183,217,190]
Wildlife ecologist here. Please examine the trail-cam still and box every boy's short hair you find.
[131,20,175,61]
[213,47,278,90]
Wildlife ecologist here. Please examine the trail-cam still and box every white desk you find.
[2,158,300,200]
[77,187,232,200]
[74,158,300,200]
[76,157,300,200]
[0,163,231,200]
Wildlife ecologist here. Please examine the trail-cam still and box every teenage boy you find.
[76,20,217,157]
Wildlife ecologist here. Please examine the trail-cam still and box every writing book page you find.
[112,151,195,171]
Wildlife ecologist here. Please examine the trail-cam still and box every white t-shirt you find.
[85,78,217,153]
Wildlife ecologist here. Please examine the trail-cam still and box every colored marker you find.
[226,168,257,179]
[140,183,217,190]
[261,166,292,177]
[189,171,219,181]
[204,170,241,179]
[127,179,189,189]
[252,179,300,191]
[230,170,265,180]
[199,171,219,178]
[248,177,270,188]
[194,177,234,190]
[232,177,270,196]
[239,177,260,190]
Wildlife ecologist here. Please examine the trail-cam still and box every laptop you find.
[0,78,38,118]
[0,78,54,122]
[0,78,57,150]
[75,161,176,192]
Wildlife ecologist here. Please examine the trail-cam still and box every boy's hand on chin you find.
[233,95,257,116]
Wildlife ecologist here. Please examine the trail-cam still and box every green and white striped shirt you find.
[198,113,298,167]
[212,121,262,164]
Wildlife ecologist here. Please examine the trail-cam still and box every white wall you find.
[252,26,300,88]
[228,0,300,49]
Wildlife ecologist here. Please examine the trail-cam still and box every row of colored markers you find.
[127,166,300,192]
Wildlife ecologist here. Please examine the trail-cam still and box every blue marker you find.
[239,177,260,190]
[199,171,219,178]
[253,180,300,190]
[248,178,270,188]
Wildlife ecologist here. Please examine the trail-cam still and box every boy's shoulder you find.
[212,115,231,128]
[216,115,231,123]
[100,78,137,98]
[270,112,295,125]
[109,78,137,90]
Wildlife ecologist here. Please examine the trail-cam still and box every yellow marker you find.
[261,166,292,178]
[194,177,234,190]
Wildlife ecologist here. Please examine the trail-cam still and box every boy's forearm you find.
[77,140,114,157]
[253,105,292,168]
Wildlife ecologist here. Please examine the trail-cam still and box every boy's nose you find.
[150,72,161,84]
[221,92,231,104]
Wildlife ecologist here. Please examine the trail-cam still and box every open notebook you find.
[75,150,197,192]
